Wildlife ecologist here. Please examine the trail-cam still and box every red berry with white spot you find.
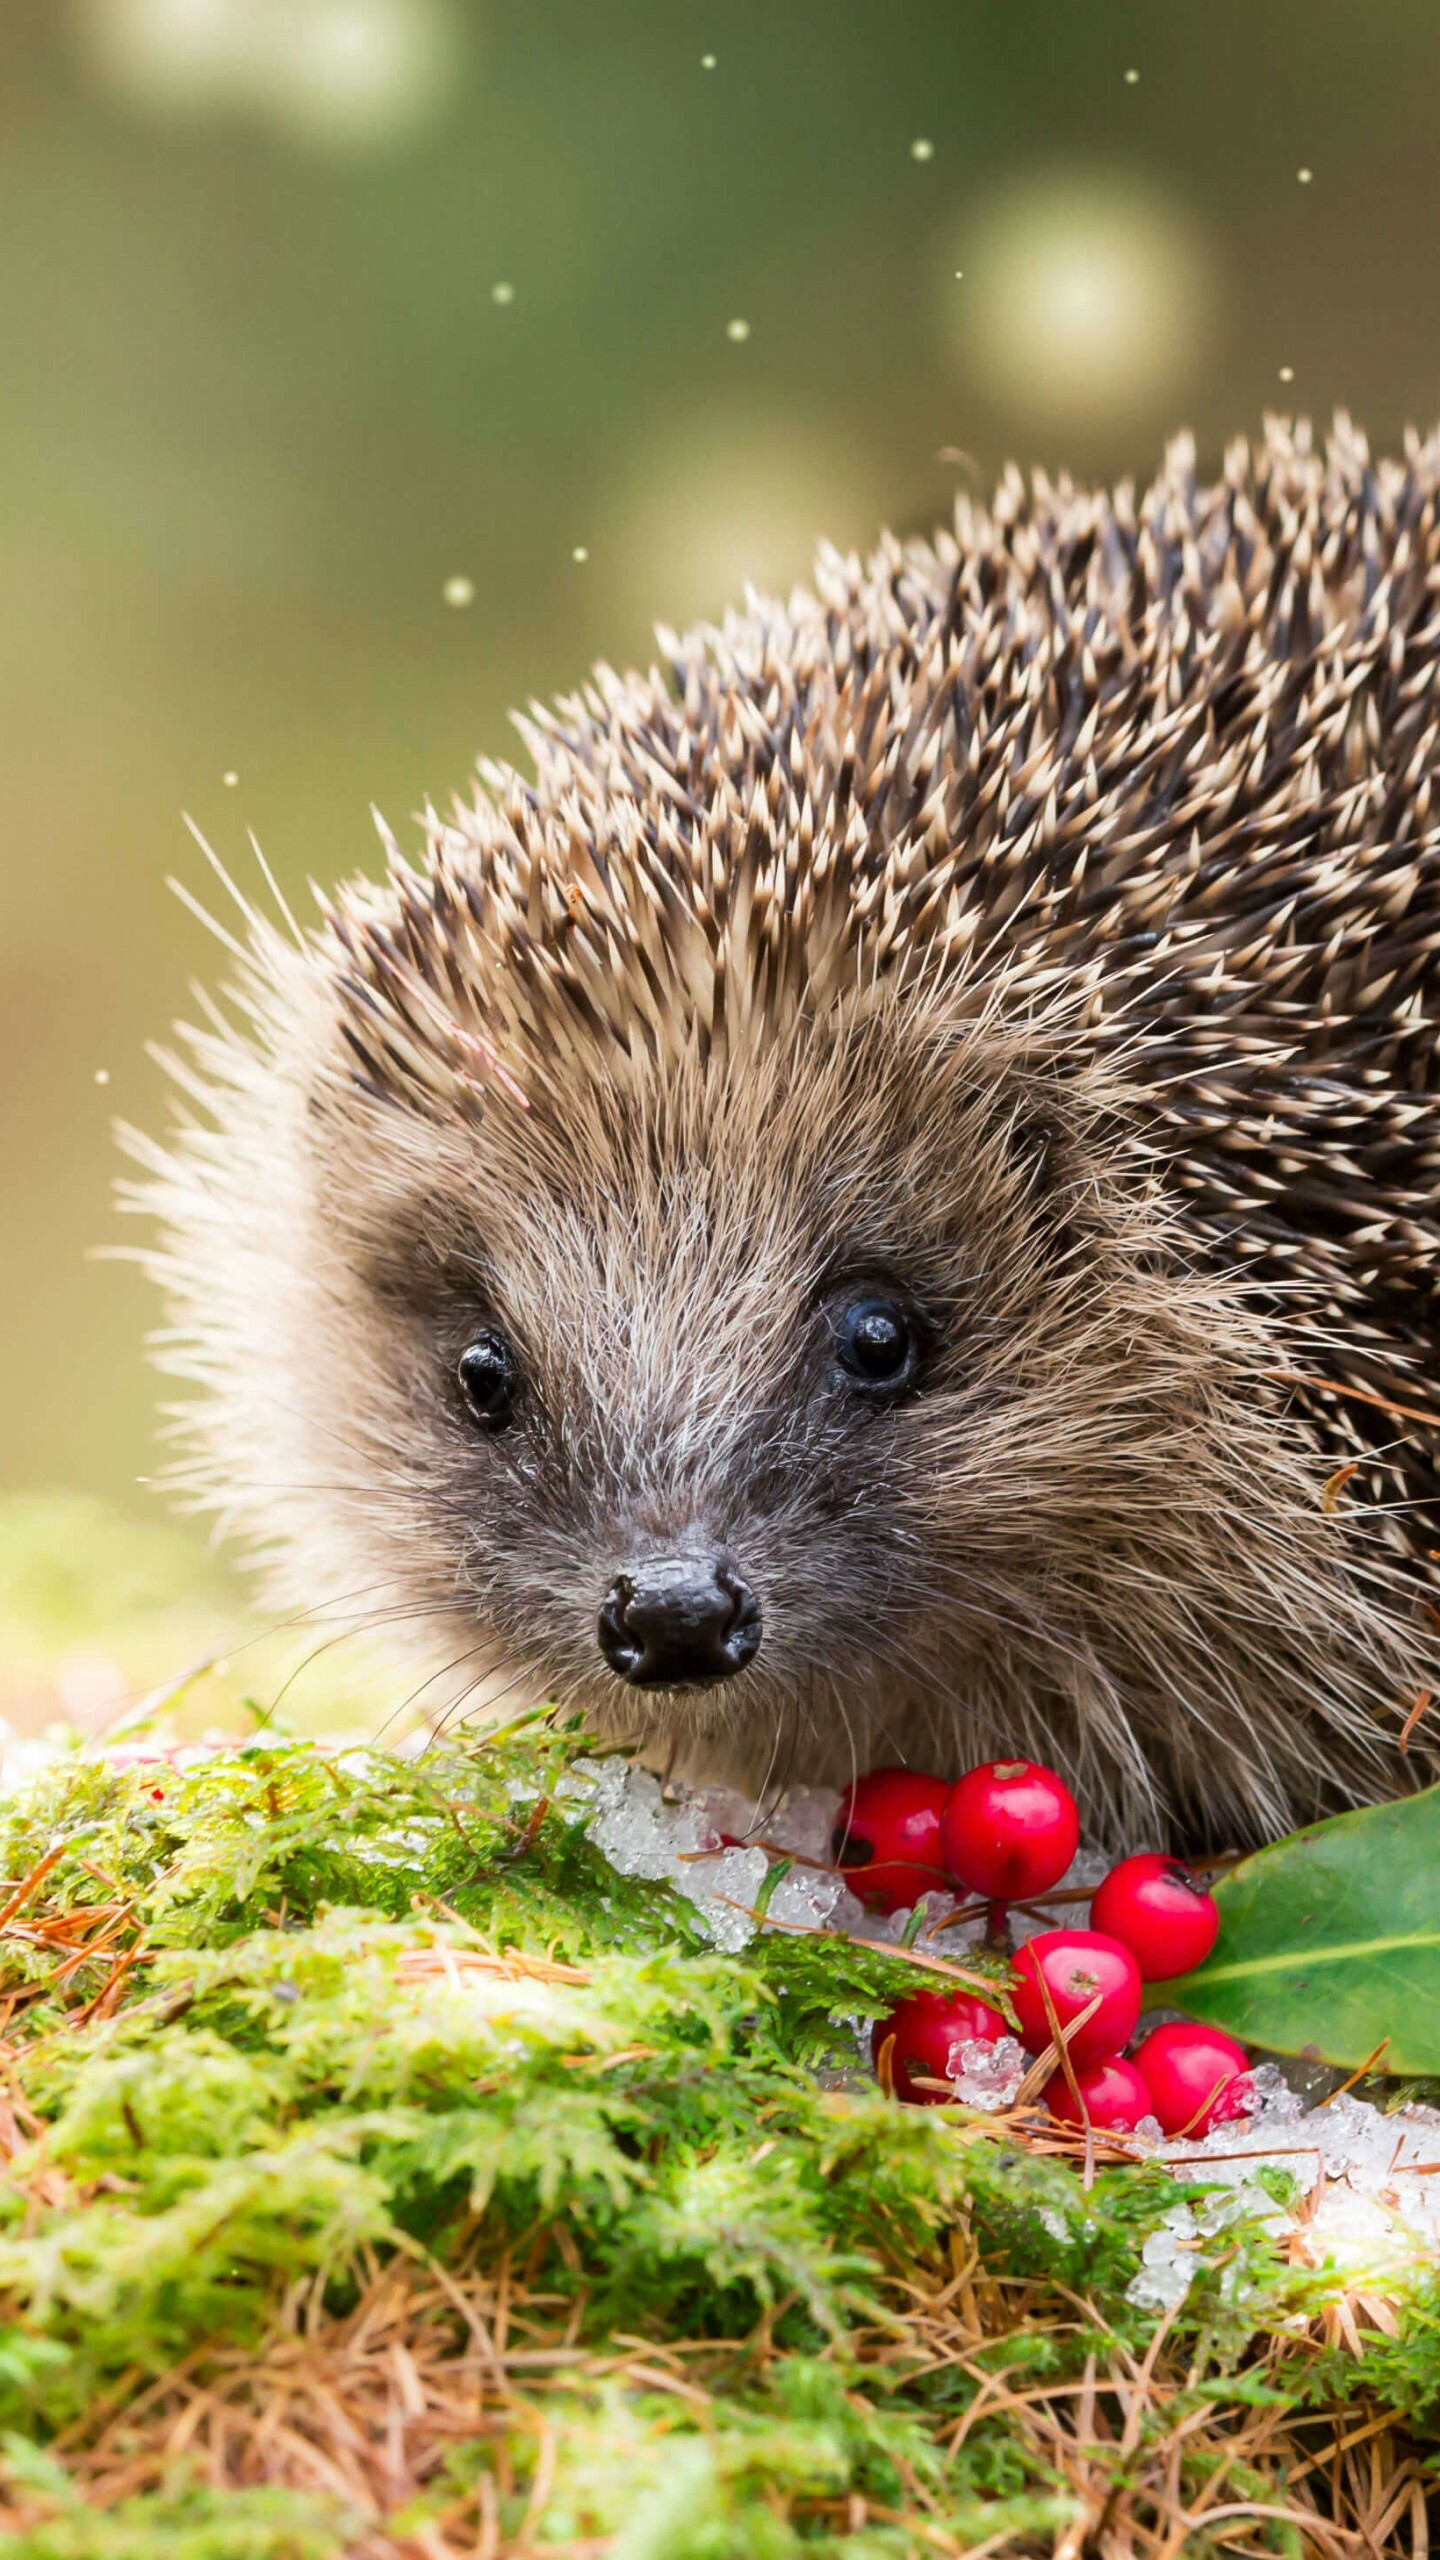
[1090,1855,1219,1981]
[1011,1929,1142,2064]
[940,1760,1079,1901]
[1133,2023,1254,2136]
[872,1988,1010,2105]
[831,1768,950,1913]
[1043,2056,1154,2132]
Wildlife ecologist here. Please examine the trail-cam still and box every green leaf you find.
[1169,1785,1440,2073]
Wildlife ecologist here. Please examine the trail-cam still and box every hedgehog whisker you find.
[260,1605,492,1723]
[383,1640,525,1750]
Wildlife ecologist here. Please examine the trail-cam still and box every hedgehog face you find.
[226,1003,997,1741]
[256,995,1245,1804]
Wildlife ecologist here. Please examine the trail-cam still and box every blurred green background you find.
[4,0,1440,1719]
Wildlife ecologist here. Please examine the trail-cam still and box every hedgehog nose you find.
[598,1552,762,1689]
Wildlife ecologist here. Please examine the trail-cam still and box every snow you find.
[555,1757,850,1953]
[948,2032,1028,2107]
[1128,2063,1440,2310]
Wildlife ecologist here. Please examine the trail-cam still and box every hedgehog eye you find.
[457,1331,520,1430]
[834,1298,919,1396]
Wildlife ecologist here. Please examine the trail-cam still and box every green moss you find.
[0,1723,1434,2553]
[3,2461,349,2560]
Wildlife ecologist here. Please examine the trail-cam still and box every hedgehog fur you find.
[129,415,1440,1850]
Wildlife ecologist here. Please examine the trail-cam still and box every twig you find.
[1269,1371,1440,1433]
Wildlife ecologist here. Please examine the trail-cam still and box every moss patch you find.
[0,1719,1435,2555]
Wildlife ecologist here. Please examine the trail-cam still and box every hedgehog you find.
[128,415,1440,1852]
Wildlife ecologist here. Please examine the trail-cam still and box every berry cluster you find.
[833,1759,1081,1913]
[840,1761,1251,2139]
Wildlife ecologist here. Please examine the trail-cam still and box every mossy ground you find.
[0,1504,1437,2556]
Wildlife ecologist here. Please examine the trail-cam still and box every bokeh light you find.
[952,172,1217,432]
[71,0,465,149]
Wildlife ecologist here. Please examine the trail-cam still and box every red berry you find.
[940,1760,1079,1901]
[1011,1930,1142,2064]
[832,1768,950,1913]
[1090,1855,1219,1981]
[1133,2023,1254,2137]
[872,1988,1009,2104]
[1044,2056,1153,2132]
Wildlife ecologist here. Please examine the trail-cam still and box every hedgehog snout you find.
[597,1548,762,1690]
